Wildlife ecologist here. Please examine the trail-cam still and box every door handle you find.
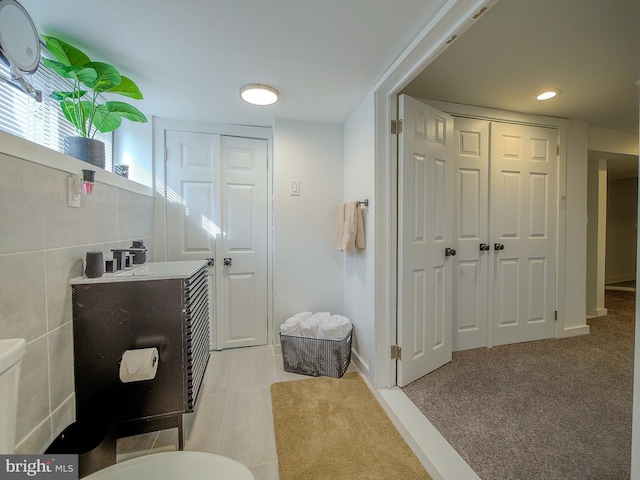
[444,248,457,257]
[494,243,505,251]
[479,243,490,252]
[223,257,232,267]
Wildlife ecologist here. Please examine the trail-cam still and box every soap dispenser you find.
[130,240,147,264]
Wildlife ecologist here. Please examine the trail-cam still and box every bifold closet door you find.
[216,135,269,349]
[490,122,557,346]
[452,119,558,350]
[452,118,491,351]
[164,130,269,350]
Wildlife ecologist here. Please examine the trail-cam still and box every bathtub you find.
[84,452,255,480]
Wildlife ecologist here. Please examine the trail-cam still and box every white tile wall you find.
[0,147,154,454]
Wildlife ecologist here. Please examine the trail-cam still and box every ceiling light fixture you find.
[240,84,279,106]
[537,89,562,101]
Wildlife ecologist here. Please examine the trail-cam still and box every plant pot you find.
[64,137,106,169]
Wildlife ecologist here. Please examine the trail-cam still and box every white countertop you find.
[70,260,208,285]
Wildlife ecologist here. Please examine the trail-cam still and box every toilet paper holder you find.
[119,347,159,383]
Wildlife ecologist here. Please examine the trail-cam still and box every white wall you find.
[631,95,640,479]
[343,94,376,379]
[113,122,154,188]
[589,127,639,156]
[585,158,608,317]
[606,176,638,284]
[272,119,345,342]
[560,120,589,336]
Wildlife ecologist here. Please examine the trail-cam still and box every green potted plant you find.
[41,35,148,168]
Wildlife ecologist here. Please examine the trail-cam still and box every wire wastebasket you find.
[280,327,353,378]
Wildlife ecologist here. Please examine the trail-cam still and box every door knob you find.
[479,243,490,252]
[494,243,505,251]
[223,257,232,267]
[444,248,457,257]
[206,258,215,267]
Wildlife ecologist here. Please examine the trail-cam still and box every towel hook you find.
[357,199,369,207]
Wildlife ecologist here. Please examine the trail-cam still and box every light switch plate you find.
[290,180,300,196]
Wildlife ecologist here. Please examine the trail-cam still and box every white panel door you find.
[166,131,218,261]
[216,135,268,349]
[165,130,218,349]
[397,95,454,387]
[165,130,268,350]
[491,122,557,345]
[452,117,491,351]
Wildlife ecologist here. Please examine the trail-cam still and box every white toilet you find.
[0,336,254,479]
[0,338,26,454]
[84,451,256,480]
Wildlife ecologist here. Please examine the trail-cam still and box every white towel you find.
[280,311,313,336]
[300,312,331,337]
[355,204,365,249]
[334,201,366,252]
[318,314,352,340]
[341,201,358,252]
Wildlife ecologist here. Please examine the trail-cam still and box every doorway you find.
[397,96,559,386]
[586,153,639,316]
[604,171,638,292]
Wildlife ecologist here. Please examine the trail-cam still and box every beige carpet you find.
[403,290,634,480]
[271,372,432,480]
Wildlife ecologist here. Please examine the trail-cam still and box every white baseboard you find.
[350,348,369,378]
[557,324,591,338]
[605,275,636,284]
[586,307,608,317]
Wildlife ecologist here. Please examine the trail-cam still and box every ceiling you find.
[403,0,639,136]
[17,0,450,127]
[11,0,640,141]
[403,0,639,179]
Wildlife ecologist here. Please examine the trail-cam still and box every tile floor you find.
[116,345,358,480]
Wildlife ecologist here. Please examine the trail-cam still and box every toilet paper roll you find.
[119,347,158,383]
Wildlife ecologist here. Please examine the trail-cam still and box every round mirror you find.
[0,0,40,74]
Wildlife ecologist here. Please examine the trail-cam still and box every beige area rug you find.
[270,372,432,480]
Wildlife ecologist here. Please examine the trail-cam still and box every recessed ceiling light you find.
[537,89,562,101]
[240,84,279,106]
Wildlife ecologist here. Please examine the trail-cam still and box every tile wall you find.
[0,135,154,454]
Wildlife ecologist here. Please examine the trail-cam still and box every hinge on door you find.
[391,119,403,135]
[557,145,560,155]
[390,345,402,360]
[554,310,558,321]
[165,148,169,162]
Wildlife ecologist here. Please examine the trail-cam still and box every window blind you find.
[0,61,114,171]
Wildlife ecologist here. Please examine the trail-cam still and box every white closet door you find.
[452,117,491,351]
[491,122,557,345]
[166,130,218,263]
[397,95,454,387]
[216,135,268,349]
[165,130,268,350]
[165,130,218,349]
